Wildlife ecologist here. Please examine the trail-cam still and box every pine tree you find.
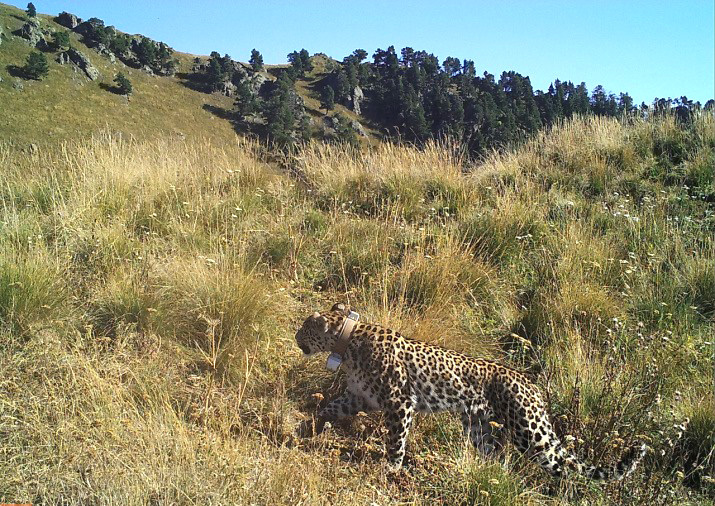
[299,49,312,73]
[114,72,132,95]
[207,57,224,90]
[287,50,303,76]
[136,38,157,67]
[250,49,264,72]
[352,49,368,62]
[234,80,257,118]
[26,2,36,17]
[53,30,71,51]
[332,113,358,146]
[321,85,335,111]
[24,51,48,80]
[263,73,299,147]
[443,56,461,77]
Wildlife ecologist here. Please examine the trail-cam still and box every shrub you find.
[24,51,49,80]
[114,72,133,96]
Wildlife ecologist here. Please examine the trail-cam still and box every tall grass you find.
[1,113,713,504]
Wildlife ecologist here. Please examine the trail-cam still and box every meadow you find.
[0,113,713,505]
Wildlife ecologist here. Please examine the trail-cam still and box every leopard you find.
[295,303,647,479]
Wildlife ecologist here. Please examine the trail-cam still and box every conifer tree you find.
[53,30,71,51]
[299,49,312,73]
[114,72,132,95]
[136,38,157,67]
[234,80,257,118]
[321,85,335,111]
[250,49,264,72]
[26,2,36,17]
[24,51,48,80]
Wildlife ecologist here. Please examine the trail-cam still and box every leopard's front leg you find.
[384,395,414,469]
[313,390,372,434]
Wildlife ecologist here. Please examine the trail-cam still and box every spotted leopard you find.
[295,303,647,479]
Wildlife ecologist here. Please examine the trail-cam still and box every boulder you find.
[191,61,206,74]
[35,36,51,51]
[218,80,237,97]
[13,79,24,91]
[230,61,249,80]
[155,63,176,77]
[323,115,340,130]
[64,48,101,80]
[350,119,368,137]
[249,73,268,95]
[19,19,42,46]
[94,43,116,63]
[55,11,81,29]
[56,52,70,65]
[352,85,364,115]
[73,18,105,39]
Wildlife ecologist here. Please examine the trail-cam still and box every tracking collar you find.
[326,311,360,371]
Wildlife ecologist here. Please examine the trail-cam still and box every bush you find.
[24,51,49,80]
[114,72,133,96]
[53,30,71,50]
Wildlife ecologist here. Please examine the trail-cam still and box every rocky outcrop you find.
[56,51,70,65]
[323,115,340,131]
[60,48,100,80]
[55,11,81,29]
[73,18,105,40]
[351,119,368,137]
[19,18,45,47]
[218,80,237,97]
[352,86,364,115]
[249,73,268,95]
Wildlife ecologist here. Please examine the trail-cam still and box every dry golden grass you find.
[1,113,713,505]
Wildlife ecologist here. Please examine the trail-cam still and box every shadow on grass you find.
[176,71,211,93]
[99,82,126,96]
[6,64,28,79]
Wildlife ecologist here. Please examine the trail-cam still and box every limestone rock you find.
[19,19,42,46]
[249,73,268,95]
[351,119,368,137]
[218,80,237,97]
[352,86,364,115]
[55,11,81,29]
[73,18,105,39]
[62,48,101,80]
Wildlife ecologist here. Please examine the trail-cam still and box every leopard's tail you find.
[537,439,648,481]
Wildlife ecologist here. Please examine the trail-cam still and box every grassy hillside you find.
[0,4,379,148]
[1,111,713,504]
[0,3,246,146]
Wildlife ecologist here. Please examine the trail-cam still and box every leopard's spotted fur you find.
[295,303,646,479]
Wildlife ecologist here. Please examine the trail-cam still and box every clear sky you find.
[8,0,714,104]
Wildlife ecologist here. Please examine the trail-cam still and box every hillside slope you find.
[0,3,379,148]
[0,3,247,146]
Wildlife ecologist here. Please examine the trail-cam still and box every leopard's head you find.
[295,303,350,356]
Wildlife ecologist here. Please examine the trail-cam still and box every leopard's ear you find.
[331,302,348,314]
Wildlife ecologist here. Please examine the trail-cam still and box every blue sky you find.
[9,0,714,103]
